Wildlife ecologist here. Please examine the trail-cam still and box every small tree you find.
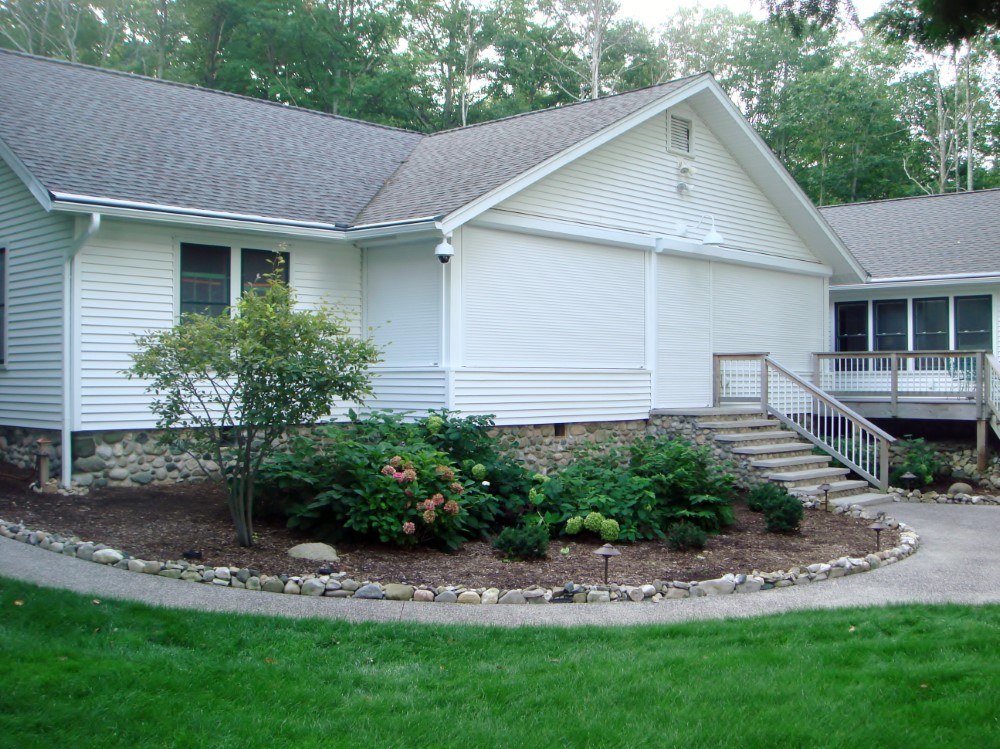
[128,262,381,546]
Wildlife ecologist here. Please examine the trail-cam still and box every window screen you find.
[955,295,992,350]
[180,243,231,317]
[913,297,949,351]
[241,249,289,293]
[874,300,907,351]
[835,302,868,352]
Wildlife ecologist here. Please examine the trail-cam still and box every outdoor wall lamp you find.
[674,215,725,246]
[434,236,455,264]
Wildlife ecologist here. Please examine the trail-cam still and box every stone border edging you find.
[889,488,1000,505]
[0,504,920,605]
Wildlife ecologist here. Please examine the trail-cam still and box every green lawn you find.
[1,578,997,749]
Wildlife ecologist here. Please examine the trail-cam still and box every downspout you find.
[61,213,101,487]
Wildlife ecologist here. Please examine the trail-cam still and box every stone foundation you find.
[0,425,61,477]
[68,430,220,489]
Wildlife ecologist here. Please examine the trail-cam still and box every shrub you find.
[763,494,804,533]
[599,518,620,542]
[746,483,790,513]
[565,516,584,535]
[667,521,707,551]
[493,524,549,560]
[891,437,941,487]
[583,511,605,533]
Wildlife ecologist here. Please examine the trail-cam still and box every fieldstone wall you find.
[889,439,1000,490]
[69,431,220,489]
[492,420,649,470]
[0,426,61,476]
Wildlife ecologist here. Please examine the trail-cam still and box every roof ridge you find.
[820,187,1000,210]
[0,47,425,137]
[427,72,712,137]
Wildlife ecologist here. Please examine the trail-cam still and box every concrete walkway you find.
[1,502,998,627]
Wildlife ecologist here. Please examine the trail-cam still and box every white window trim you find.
[667,112,694,157]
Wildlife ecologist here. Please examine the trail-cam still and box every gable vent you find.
[668,115,692,154]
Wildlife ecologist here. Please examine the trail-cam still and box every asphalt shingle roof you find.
[0,49,703,227]
[821,189,1000,281]
[0,49,423,227]
[357,75,702,224]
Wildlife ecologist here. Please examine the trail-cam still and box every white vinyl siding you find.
[461,228,645,367]
[75,220,362,430]
[655,255,713,408]
[0,158,72,428]
[496,105,819,264]
[367,367,446,413]
[711,264,824,376]
[364,243,441,366]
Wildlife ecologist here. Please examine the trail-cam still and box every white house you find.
[0,49,868,488]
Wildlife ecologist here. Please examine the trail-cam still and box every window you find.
[241,248,289,293]
[180,243,231,317]
[955,295,992,350]
[668,114,692,154]
[835,302,868,352]
[874,300,907,351]
[0,247,5,364]
[913,297,949,351]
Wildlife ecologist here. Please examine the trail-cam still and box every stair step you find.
[751,455,833,469]
[830,492,891,509]
[731,443,816,456]
[766,467,851,483]
[713,430,798,443]
[653,406,764,418]
[790,480,869,498]
[696,419,777,430]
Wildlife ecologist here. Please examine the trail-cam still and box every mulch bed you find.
[0,466,901,588]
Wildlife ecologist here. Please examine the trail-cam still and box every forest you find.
[1,0,997,205]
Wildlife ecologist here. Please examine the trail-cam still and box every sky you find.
[617,0,888,28]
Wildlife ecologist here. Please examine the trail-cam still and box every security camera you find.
[435,238,455,264]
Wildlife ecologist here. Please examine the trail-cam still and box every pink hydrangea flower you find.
[449,482,464,495]
[443,500,460,516]
[380,465,396,476]
[431,493,445,507]
[402,521,416,535]
[394,472,406,483]
[402,468,417,482]
[389,456,403,468]
[422,509,436,524]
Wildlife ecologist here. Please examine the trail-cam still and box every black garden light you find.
[592,543,621,585]
[817,482,832,511]
[901,472,917,491]
[868,521,888,551]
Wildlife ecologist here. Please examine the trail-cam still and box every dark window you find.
[955,295,992,350]
[241,249,289,294]
[0,247,6,364]
[913,297,949,351]
[835,302,868,352]
[874,300,907,352]
[180,243,231,317]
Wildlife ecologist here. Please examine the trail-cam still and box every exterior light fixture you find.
[700,216,724,245]
[592,543,621,585]
[868,521,888,551]
[817,482,832,511]
[434,236,455,264]
[900,472,917,492]
[675,215,724,245]
[34,437,52,486]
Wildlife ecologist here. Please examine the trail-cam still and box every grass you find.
[1,578,998,749]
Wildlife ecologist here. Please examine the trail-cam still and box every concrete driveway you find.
[1,501,997,627]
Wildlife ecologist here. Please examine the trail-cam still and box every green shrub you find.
[763,494,804,533]
[891,437,941,487]
[493,524,549,560]
[599,518,620,541]
[583,511,605,533]
[565,516,584,535]
[667,521,707,551]
[746,483,790,513]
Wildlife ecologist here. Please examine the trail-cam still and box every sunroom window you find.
[835,302,868,352]
[874,300,907,352]
[913,298,949,351]
[955,295,992,350]
[180,243,231,317]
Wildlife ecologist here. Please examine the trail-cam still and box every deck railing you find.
[714,353,895,490]
[987,354,1000,422]
[813,351,987,411]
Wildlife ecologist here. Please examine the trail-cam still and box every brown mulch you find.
[0,466,901,588]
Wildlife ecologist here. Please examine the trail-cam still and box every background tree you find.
[128,262,381,547]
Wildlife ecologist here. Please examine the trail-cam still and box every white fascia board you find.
[473,211,832,277]
[694,81,869,284]
[832,274,1000,292]
[438,75,715,235]
[0,135,53,211]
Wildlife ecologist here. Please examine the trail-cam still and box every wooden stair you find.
[677,407,888,507]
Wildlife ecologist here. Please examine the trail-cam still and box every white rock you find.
[92,549,123,565]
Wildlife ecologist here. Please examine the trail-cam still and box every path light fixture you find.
[592,543,621,585]
[901,472,917,492]
[34,437,52,486]
[817,482,832,511]
[868,521,888,552]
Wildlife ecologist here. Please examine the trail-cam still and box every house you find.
[820,189,1000,466]
[0,49,869,490]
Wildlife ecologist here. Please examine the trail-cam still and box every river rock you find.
[301,579,326,596]
[92,549,123,565]
[354,584,384,600]
[498,590,526,604]
[586,590,611,603]
[948,482,973,495]
[481,588,500,604]
[384,584,415,601]
[435,590,459,603]
[287,542,339,562]
[413,589,434,602]
[457,590,481,604]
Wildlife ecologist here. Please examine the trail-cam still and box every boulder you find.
[286,542,339,562]
[948,482,974,495]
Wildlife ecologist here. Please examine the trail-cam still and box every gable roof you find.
[0,49,423,228]
[356,76,702,225]
[821,189,1000,281]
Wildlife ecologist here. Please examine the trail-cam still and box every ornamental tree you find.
[128,261,381,546]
